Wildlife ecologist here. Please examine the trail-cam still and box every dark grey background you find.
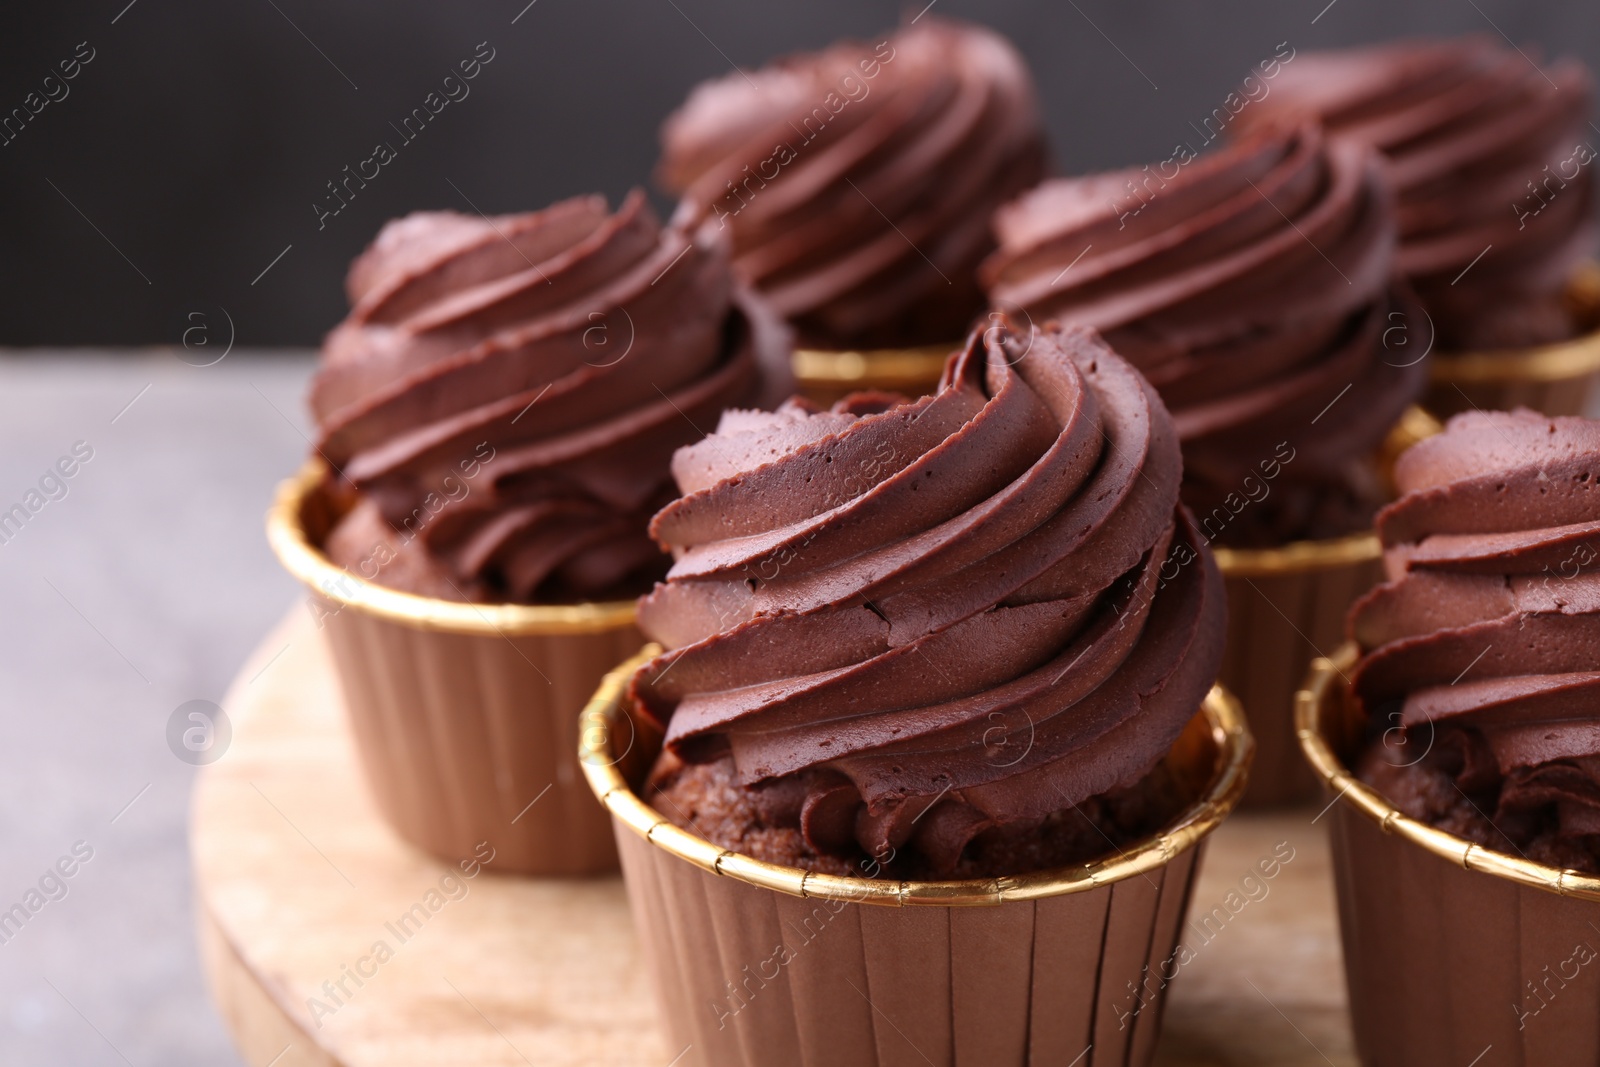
[2,0,1596,348]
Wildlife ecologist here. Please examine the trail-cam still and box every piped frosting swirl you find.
[631,322,1225,874]
[1351,409,1600,868]
[1234,36,1597,349]
[982,124,1425,544]
[657,17,1048,349]
[310,191,791,603]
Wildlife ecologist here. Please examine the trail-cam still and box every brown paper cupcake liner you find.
[791,342,957,405]
[1299,647,1600,1067]
[581,648,1253,1067]
[267,460,638,875]
[1214,405,1441,808]
[1426,263,1600,419]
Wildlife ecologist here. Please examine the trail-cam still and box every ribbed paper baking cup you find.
[267,460,638,875]
[581,648,1252,1066]
[1299,646,1600,1067]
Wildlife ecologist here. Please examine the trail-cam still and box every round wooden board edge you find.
[198,899,344,1067]
[194,610,345,1067]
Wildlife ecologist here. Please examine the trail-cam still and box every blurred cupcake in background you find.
[1234,36,1600,416]
[985,124,1417,547]
[268,190,791,874]
[979,123,1433,799]
[657,16,1047,402]
[982,123,1428,803]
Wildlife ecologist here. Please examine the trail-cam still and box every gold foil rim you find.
[580,645,1253,907]
[1212,404,1441,579]
[265,459,637,635]
[1295,643,1600,902]
[1213,530,1381,579]
[792,342,957,392]
[1432,325,1600,385]
[1431,263,1600,385]
[1382,404,1446,463]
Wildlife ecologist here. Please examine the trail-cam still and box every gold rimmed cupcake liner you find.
[1298,647,1600,1067]
[1211,404,1441,808]
[581,647,1252,1066]
[1298,646,1600,898]
[269,461,637,636]
[791,342,956,405]
[267,459,639,875]
[1427,262,1600,419]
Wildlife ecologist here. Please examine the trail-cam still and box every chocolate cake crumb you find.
[1356,727,1600,875]
[648,752,1191,881]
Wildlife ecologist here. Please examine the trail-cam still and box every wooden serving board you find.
[194,610,1359,1066]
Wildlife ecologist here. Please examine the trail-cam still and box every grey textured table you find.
[0,349,315,1067]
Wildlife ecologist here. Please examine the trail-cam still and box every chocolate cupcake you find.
[636,320,1224,876]
[1349,408,1600,869]
[313,190,789,602]
[1234,36,1600,415]
[983,123,1428,802]
[267,191,791,874]
[1299,408,1600,1067]
[580,323,1251,1066]
[657,16,1047,399]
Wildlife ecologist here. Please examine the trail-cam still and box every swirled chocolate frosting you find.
[656,17,1048,350]
[310,191,792,604]
[630,323,1226,877]
[1350,409,1600,872]
[982,124,1426,546]
[1235,36,1597,350]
